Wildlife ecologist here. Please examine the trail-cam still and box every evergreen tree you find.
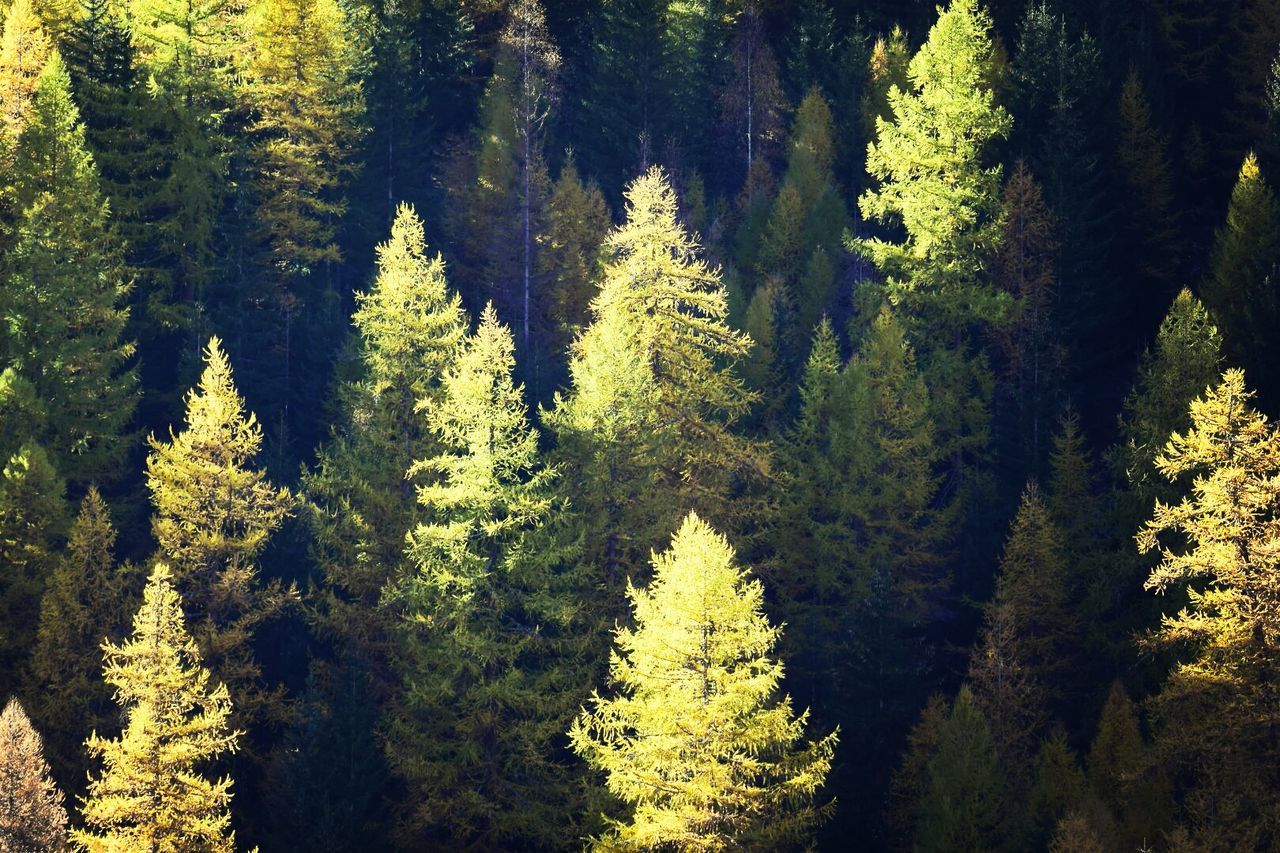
[1086,680,1168,850]
[967,604,1046,784]
[1138,369,1280,847]
[857,0,1012,486]
[29,488,138,788]
[1115,289,1223,499]
[0,698,68,853]
[384,305,588,849]
[537,156,610,357]
[0,0,50,168]
[993,160,1061,470]
[145,337,295,729]
[1029,728,1088,843]
[2,50,137,485]
[859,25,908,147]
[913,686,1009,852]
[304,202,466,672]
[571,512,837,851]
[1009,3,1110,414]
[547,167,766,606]
[237,0,364,462]
[1114,71,1180,330]
[986,483,1078,704]
[1203,153,1280,400]
[75,565,241,853]
[0,442,66,700]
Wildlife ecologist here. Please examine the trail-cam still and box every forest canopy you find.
[3,0,1280,849]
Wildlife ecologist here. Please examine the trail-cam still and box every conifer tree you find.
[75,565,241,853]
[1114,71,1180,322]
[993,160,1061,468]
[2,50,137,485]
[537,156,610,355]
[1029,728,1088,842]
[967,605,1046,784]
[0,441,66,700]
[384,304,587,848]
[859,25,908,145]
[29,489,138,786]
[0,698,68,852]
[145,337,294,728]
[1203,153,1280,399]
[237,0,364,458]
[0,0,50,165]
[987,483,1078,703]
[1137,369,1280,847]
[571,512,837,851]
[1085,680,1168,850]
[547,167,766,603]
[913,686,1009,852]
[1116,289,1223,498]
[857,0,1012,482]
[740,278,784,428]
[304,203,466,668]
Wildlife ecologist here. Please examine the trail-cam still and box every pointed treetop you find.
[0,0,51,147]
[0,697,69,852]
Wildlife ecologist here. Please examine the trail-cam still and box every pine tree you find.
[1115,288,1223,499]
[0,442,66,700]
[913,686,1009,852]
[993,160,1062,469]
[75,565,241,853]
[1086,680,1168,850]
[28,488,138,788]
[856,0,1012,485]
[2,50,137,485]
[145,336,294,729]
[384,304,588,849]
[859,25,908,146]
[1029,729,1088,843]
[740,278,785,430]
[1114,70,1180,325]
[237,0,364,461]
[0,0,50,177]
[967,604,1047,784]
[537,156,610,357]
[547,167,766,604]
[1137,369,1280,847]
[1203,153,1280,400]
[987,483,1079,704]
[304,202,466,670]
[0,698,68,852]
[571,512,837,851]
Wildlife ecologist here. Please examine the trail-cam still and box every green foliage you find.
[76,565,241,853]
[29,489,139,789]
[304,202,466,666]
[571,512,837,851]
[1,50,137,484]
[384,304,588,849]
[145,337,295,729]
[0,698,69,853]
[1203,153,1280,399]
[547,167,766,602]
[0,0,50,173]
[537,156,610,355]
[0,441,66,699]
[1137,369,1280,847]
[914,686,1009,852]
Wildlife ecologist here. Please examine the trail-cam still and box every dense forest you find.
[3,0,1280,848]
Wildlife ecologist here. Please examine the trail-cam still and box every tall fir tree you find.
[536,156,610,360]
[0,0,50,172]
[28,488,139,790]
[237,0,364,464]
[383,304,588,849]
[1137,369,1280,848]
[0,698,68,852]
[1,50,137,485]
[571,512,837,851]
[1202,152,1280,401]
[304,202,466,678]
[856,0,1012,499]
[0,441,66,700]
[75,565,241,853]
[547,167,767,611]
[145,337,295,731]
[719,2,785,192]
